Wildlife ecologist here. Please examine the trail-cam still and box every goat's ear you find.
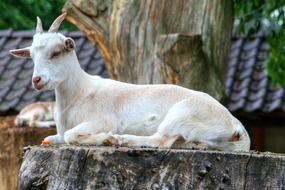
[64,38,75,51]
[9,47,31,58]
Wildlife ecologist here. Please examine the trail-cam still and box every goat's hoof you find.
[102,136,118,146]
[41,139,52,146]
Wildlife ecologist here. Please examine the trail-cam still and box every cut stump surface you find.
[19,145,285,190]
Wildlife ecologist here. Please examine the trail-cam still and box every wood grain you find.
[63,0,233,102]
[19,146,285,190]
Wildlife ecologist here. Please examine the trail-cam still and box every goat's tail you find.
[231,123,250,151]
[215,123,251,152]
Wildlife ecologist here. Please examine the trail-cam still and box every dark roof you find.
[227,34,285,113]
[0,30,284,115]
[0,30,108,115]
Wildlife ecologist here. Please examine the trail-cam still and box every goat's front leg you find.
[42,134,65,145]
[31,121,56,128]
[64,120,117,145]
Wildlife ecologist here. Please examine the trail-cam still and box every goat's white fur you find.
[9,13,250,151]
[15,101,55,128]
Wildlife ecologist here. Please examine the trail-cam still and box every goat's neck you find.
[55,53,90,112]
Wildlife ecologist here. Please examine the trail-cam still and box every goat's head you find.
[9,13,76,91]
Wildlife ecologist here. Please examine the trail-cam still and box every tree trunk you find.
[19,146,285,190]
[63,0,233,101]
[0,117,56,190]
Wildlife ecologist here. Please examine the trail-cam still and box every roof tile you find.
[226,34,285,113]
[0,29,13,37]
[263,99,282,112]
[17,68,33,80]
[248,88,266,101]
[5,88,26,101]
[0,38,8,48]
[244,98,263,112]
[22,90,40,101]
[242,38,261,51]
[230,88,249,101]
[1,66,21,79]
[0,87,10,99]
[237,67,253,80]
[0,78,15,89]
[231,38,243,49]
[232,78,251,91]
[3,38,22,49]
[266,89,284,101]
[227,99,245,112]
[240,49,258,60]
[250,78,268,91]
[0,98,19,111]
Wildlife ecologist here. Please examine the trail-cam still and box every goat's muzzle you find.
[33,76,44,90]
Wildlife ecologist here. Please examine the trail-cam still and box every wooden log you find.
[19,146,285,190]
[63,0,233,101]
[0,116,56,190]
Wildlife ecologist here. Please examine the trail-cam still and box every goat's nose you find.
[32,76,41,84]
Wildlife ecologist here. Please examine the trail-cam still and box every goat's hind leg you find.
[103,102,195,148]
[104,132,179,148]
[103,102,198,148]
[106,98,226,149]
[105,100,197,148]
[64,120,116,145]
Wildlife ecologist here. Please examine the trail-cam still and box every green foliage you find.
[234,0,285,86]
[0,0,77,31]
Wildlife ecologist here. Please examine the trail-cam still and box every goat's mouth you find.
[34,80,49,91]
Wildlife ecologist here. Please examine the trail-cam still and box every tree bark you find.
[19,146,285,190]
[63,0,233,101]
[0,117,56,190]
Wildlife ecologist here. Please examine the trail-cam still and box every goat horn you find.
[36,17,43,34]
[48,12,67,33]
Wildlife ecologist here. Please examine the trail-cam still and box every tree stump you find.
[0,116,56,190]
[63,0,233,101]
[19,146,285,190]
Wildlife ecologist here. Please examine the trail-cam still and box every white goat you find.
[15,101,55,128]
[9,13,250,151]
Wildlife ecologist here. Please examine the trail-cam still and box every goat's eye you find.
[50,51,61,59]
